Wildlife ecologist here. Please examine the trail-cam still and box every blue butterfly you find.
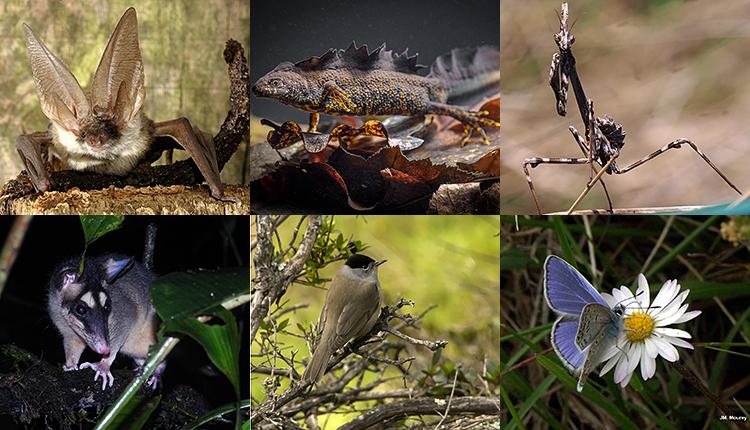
[543,255,626,391]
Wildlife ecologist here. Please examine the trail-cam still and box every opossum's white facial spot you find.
[80,292,95,308]
[99,292,108,307]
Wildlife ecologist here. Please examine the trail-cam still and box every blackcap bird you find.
[301,254,385,384]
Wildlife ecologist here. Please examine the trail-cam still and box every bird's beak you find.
[375,259,387,267]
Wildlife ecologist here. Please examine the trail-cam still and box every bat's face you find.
[23,7,146,165]
[77,109,122,152]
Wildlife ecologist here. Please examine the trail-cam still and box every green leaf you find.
[80,215,125,247]
[151,267,248,322]
[163,306,240,429]
[505,375,555,430]
[180,399,250,430]
[538,356,639,430]
[499,382,525,430]
[96,391,160,430]
[163,306,239,395]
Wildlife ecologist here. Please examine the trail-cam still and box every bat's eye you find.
[103,301,111,312]
[74,302,88,316]
[80,130,88,139]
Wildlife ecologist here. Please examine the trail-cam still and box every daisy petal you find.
[601,292,616,308]
[674,310,701,324]
[644,338,659,358]
[653,337,680,362]
[640,352,656,380]
[655,327,691,339]
[626,342,642,374]
[636,274,650,309]
[662,336,693,350]
[651,280,677,311]
[614,352,631,384]
[600,353,619,377]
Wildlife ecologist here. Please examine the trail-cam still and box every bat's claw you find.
[80,361,114,390]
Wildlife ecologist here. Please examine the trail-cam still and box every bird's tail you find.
[301,339,332,384]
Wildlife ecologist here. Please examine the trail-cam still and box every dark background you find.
[250,0,500,121]
[0,216,249,427]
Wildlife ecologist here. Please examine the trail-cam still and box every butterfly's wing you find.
[22,24,90,131]
[576,303,616,350]
[576,328,608,392]
[90,7,144,128]
[551,315,585,372]
[544,255,607,316]
[575,303,623,392]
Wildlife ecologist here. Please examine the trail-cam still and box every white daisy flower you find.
[598,274,702,388]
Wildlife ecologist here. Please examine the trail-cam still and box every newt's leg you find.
[427,102,500,147]
[308,112,320,132]
[321,81,356,113]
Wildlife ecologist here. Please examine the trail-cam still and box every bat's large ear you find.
[23,24,89,132]
[91,7,144,127]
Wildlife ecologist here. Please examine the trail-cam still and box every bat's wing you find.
[23,24,89,131]
[91,7,144,127]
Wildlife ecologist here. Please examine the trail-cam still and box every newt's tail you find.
[427,45,500,106]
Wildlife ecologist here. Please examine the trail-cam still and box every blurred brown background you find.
[501,0,750,213]
[0,0,249,185]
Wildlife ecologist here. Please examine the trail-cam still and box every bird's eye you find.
[74,303,88,316]
[80,130,88,139]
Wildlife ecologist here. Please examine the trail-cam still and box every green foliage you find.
[102,393,161,430]
[151,268,248,321]
[302,216,367,287]
[80,215,125,247]
[78,215,124,273]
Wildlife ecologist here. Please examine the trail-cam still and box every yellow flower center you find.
[624,311,655,342]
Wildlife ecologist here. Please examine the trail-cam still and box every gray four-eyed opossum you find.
[48,254,164,390]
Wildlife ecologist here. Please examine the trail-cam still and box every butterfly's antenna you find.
[616,292,643,312]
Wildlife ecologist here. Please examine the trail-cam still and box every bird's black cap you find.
[345,254,376,269]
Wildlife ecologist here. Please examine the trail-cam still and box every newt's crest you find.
[274,41,423,74]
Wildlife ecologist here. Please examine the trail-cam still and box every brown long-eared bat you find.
[17,7,233,201]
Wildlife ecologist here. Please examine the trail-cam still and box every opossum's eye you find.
[74,302,88,316]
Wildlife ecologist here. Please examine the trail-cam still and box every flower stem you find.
[670,362,731,416]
